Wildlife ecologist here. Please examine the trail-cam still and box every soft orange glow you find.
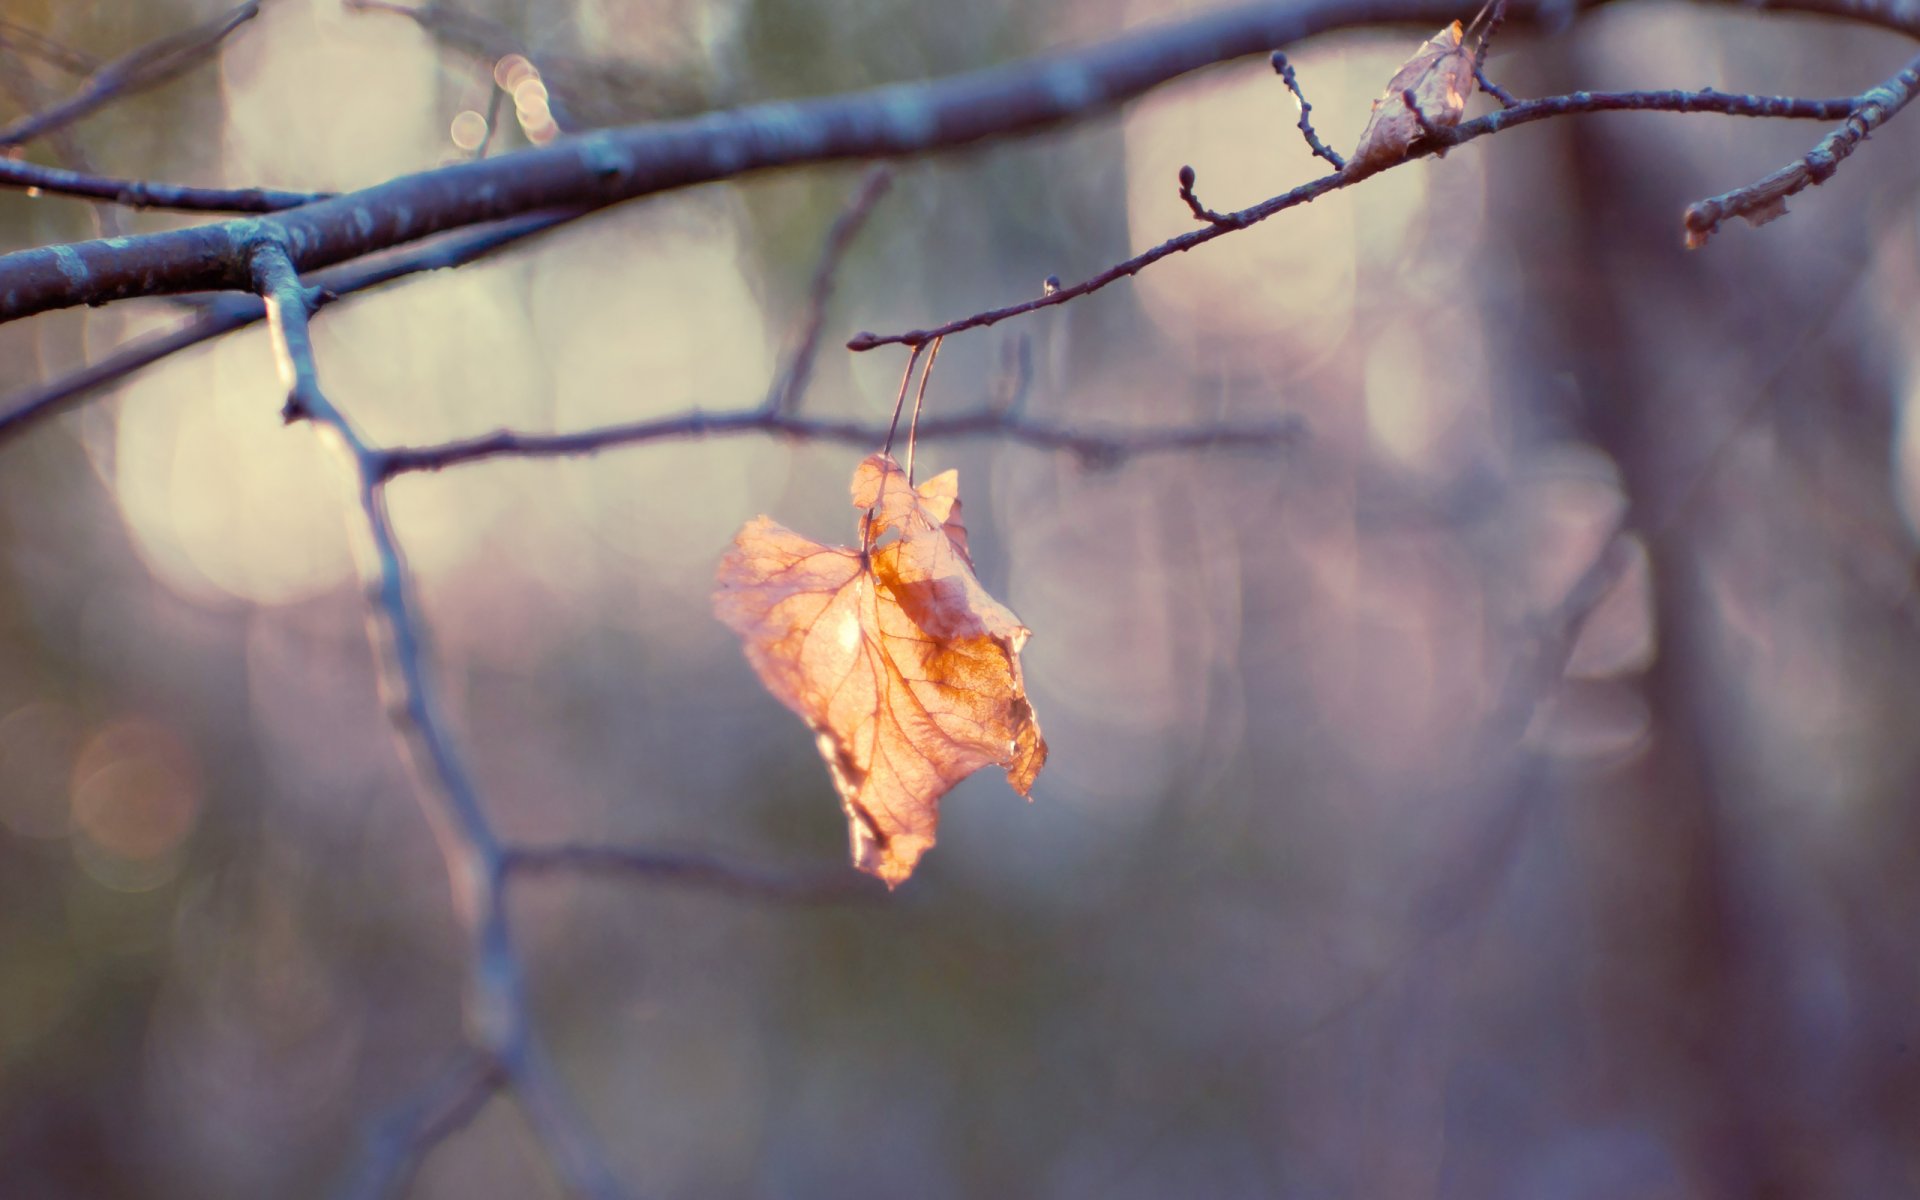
[69,718,202,888]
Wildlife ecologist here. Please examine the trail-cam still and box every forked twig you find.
[250,239,628,1200]
[848,84,1867,351]
[336,1051,500,1200]
[1683,49,1920,247]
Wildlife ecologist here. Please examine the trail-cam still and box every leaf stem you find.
[904,335,944,486]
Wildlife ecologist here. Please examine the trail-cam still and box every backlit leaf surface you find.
[714,455,1045,886]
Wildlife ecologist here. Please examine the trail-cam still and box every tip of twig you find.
[1681,202,1718,249]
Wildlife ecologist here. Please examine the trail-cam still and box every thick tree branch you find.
[1,0,1913,326]
[0,0,1574,324]
[0,210,588,445]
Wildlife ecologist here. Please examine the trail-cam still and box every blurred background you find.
[4,0,1920,1196]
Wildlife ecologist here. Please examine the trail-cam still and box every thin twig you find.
[1471,0,1510,74]
[374,404,1304,479]
[0,1,262,149]
[1175,163,1235,224]
[848,85,1863,351]
[0,210,588,445]
[504,844,880,903]
[496,1048,626,1200]
[473,74,505,160]
[768,165,894,415]
[0,17,97,77]
[1683,49,1920,248]
[1269,51,1345,170]
[1474,64,1519,108]
[0,46,127,239]
[0,155,327,212]
[335,1050,501,1200]
[249,240,625,1200]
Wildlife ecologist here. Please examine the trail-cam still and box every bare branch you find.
[0,210,587,445]
[768,165,894,415]
[850,85,1864,351]
[250,238,626,1200]
[0,0,1564,323]
[496,1048,628,1200]
[0,0,1910,325]
[0,1,261,150]
[1269,51,1346,170]
[335,1051,500,1200]
[0,155,327,212]
[505,844,881,903]
[1474,63,1519,108]
[373,403,1303,479]
[1683,50,1920,247]
[247,243,498,871]
[1471,0,1511,74]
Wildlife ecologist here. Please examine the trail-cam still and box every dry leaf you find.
[714,454,1045,886]
[1348,21,1476,175]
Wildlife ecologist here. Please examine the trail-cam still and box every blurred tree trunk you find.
[1481,30,1920,1196]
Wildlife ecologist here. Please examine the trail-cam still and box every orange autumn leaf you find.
[1347,20,1476,176]
[713,454,1045,887]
